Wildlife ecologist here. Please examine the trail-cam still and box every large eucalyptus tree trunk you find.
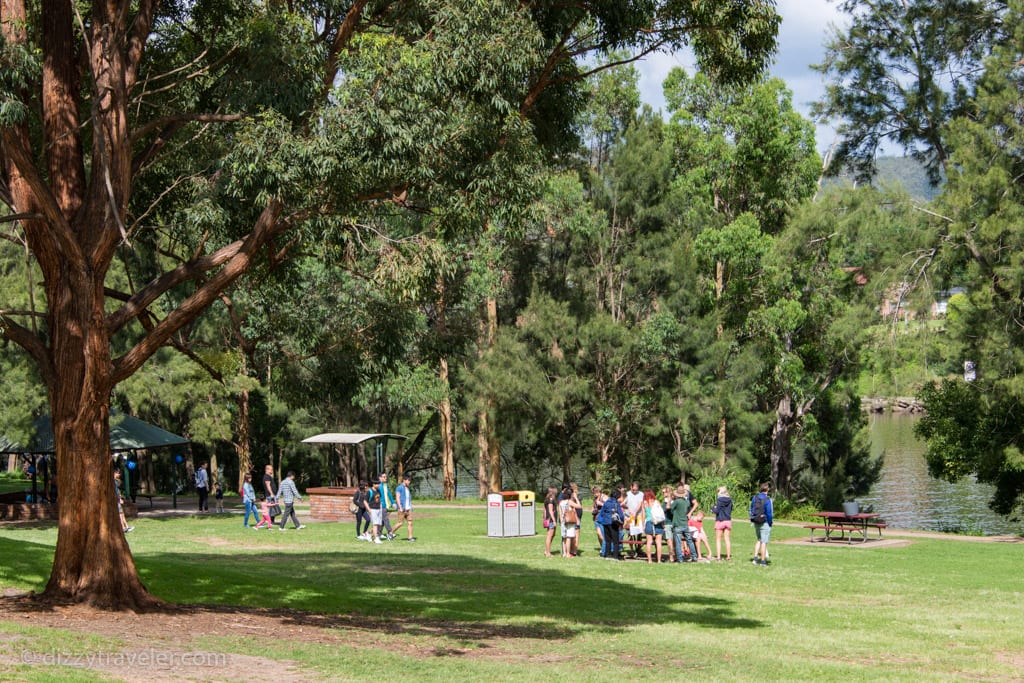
[44,274,157,609]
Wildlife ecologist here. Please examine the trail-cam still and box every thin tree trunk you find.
[236,387,252,491]
[440,357,456,501]
[478,296,500,495]
[487,409,500,494]
[477,410,490,497]
[771,394,795,497]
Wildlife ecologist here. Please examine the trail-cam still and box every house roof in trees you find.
[301,433,406,445]
[0,411,189,454]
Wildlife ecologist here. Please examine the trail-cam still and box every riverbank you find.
[862,396,924,413]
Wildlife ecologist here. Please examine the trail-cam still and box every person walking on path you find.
[365,479,384,544]
[254,496,273,529]
[391,475,415,541]
[749,483,773,566]
[262,464,278,525]
[712,485,733,560]
[242,473,259,528]
[353,480,371,540]
[195,462,210,513]
[378,472,396,540]
[276,471,306,531]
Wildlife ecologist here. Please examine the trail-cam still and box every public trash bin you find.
[487,493,504,537]
[487,491,520,537]
[843,501,860,517]
[517,490,536,536]
[501,490,520,536]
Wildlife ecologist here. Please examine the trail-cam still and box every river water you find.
[418,413,1022,536]
[860,413,1022,536]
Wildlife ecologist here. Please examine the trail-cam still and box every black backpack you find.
[750,495,767,524]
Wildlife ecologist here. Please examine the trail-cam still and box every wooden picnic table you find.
[804,511,887,544]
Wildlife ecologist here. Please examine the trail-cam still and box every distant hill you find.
[823,156,943,203]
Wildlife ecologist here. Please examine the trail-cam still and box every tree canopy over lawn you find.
[0,0,781,609]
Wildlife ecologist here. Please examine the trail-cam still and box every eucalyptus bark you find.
[236,387,253,492]
[477,296,500,495]
[439,357,456,500]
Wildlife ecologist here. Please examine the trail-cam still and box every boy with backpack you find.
[749,483,773,566]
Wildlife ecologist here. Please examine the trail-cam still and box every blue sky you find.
[636,0,847,154]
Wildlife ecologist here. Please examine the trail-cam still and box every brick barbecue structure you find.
[306,486,359,522]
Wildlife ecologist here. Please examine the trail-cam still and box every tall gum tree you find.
[1,0,781,609]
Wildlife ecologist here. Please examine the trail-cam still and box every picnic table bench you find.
[804,512,886,543]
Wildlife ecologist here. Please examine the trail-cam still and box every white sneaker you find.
[373,537,383,544]
[296,525,306,530]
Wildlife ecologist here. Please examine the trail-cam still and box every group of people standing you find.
[544,481,774,565]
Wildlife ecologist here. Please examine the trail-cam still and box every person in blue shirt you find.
[242,473,258,528]
[596,488,626,559]
[378,472,396,540]
[749,482,773,566]
[391,474,415,541]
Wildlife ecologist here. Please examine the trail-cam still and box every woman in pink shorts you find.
[711,485,733,560]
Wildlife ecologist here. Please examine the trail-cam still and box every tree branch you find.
[0,129,84,265]
[125,0,160,91]
[320,0,371,105]
[0,314,53,386]
[111,200,285,382]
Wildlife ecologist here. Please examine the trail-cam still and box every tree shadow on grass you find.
[0,535,763,644]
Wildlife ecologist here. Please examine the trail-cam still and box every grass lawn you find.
[1,507,1022,682]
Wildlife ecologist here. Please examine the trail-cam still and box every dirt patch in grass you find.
[0,596,571,680]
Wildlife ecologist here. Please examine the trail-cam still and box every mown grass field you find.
[1,505,1022,682]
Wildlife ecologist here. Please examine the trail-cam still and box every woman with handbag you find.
[543,486,558,557]
[558,485,583,557]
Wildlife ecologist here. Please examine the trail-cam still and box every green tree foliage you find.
[813,0,1009,183]
[665,70,820,234]
[913,6,1024,516]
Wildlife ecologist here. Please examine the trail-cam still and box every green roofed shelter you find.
[0,410,189,454]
